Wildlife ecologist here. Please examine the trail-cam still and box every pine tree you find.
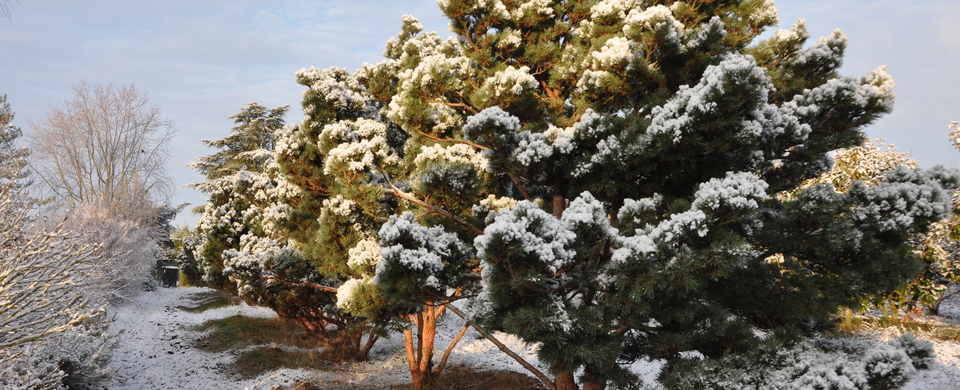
[280,1,957,389]
[189,103,288,291]
[190,103,382,358]
[0,94,30,195]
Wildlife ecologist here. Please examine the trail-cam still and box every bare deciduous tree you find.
[1,1,19,21]
[28,81,175,223]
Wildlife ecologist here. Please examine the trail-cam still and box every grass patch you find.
[931,326,960,341]
[177,290,242,313]
[841,317,960,342]
[425,365,549,390]
[193,315,342,379]
[284,365,548,390]
[193,315,325,353]
[233,346,332,379]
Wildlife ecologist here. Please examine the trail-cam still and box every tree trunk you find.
[582,368,606,390]
[553,194,566,219]
[404,306,441,390]
[555,372,578,390]
[583,382,606,390]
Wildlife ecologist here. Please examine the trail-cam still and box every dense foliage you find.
[189,2,958,389]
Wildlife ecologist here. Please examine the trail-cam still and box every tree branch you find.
[258,275,339,293]
[384,186,484,235]
[443,304,556,390]
[415,129,489,151]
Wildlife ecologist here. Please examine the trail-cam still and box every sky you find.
[1,0,958,227]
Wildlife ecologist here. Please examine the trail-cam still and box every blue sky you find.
[2,0,958,227]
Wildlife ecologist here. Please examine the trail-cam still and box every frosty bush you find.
[1,315,114,390]
[667,334,925,390]
[0,93,115,390]
[0,188,109,389]
[891,333,935,370]
[62,204,159,304]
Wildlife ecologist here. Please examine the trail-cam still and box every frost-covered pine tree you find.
[279,1,957,389]
[190,103,289,292]
[190,103,382,358]
[0,94,30,196]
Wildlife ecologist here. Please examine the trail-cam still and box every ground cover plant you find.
[186,1,960,389]
[177,289,243,313]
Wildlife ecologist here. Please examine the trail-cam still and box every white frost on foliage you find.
[513,131,555,166]
[389,247,444,272]
[376,212,470,285]
[295,67,376,118]
[475,201,577,274]
[464,105,522,134]
[222,234,295,277]
[692,171,769,211]
[748,0,780,27]
[683,16,726,51]
[273,124,302,157]
[512,111,593,167]
[589,37,639,70]
[496,28,523,50]
[387,52,472,124]
[576,69,614,91]
[415,143,489,172]
[590,0,636,20]
[512,0,555,19]
[545,124,577,154]
[347,238,382,274]
[613,209,708,265]
[748,101,811,146]
[484,65,539,96]
[785,66,896,122]
[851,167,955,232]
[648,55,768,143]
[479,194,518,211]
[272,174,302,200]
[401,14,423,32]
[443,0,509,19]
[861,66,896,112]
[623,5,685,44]
[562,192,614,232]
[617,195,662,223]
[774,19,811,43]
[336,277,371,310]
[788,29,847,69]
[321,118,400,175]
[322,195,356,218]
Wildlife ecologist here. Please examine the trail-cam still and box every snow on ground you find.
[103,287,312,390]
[894,286,960,390]
[101,286,960,389]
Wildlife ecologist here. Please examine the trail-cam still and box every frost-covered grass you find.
[232,347,331,380]
[177,289,242,313]
[192,315,324,353]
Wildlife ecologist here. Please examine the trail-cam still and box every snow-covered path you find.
[103,287,311,390]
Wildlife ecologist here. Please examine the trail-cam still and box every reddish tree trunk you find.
[404,306,441,390]
[553,194,566,218]
[583,383,606,390]
[582,373,607,390]
[555,372,578,390]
